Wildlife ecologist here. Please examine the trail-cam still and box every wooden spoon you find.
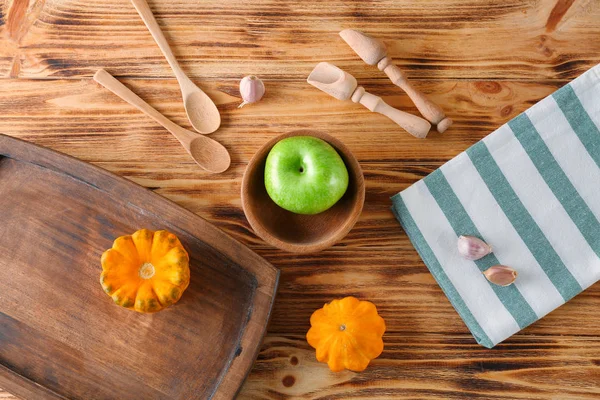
[308,62,431,138]
[130,0,220,134]
[340,29,452,133]
[94,69,230,173]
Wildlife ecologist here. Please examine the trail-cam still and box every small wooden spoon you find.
[130,0,220,134]
[94,69,230,173]
[308,62,431,138]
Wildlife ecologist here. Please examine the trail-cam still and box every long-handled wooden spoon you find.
[130,0,220,134]
[94,69,230,173]
[308,62,431,138]
[340,29,452,133]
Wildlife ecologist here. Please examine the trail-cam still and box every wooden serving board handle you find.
[378,56,453,133]
[351,86,431,139]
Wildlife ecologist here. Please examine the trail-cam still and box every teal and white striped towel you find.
[391,64,600,348]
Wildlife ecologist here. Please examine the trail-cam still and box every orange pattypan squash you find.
[100,229,190,313]
[306,296,386,372]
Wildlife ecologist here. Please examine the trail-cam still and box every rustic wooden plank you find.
[3,332,600,400]
[0,0,599,80]
[238,334,600,399]
[0,78,563,164]
[2,0,600,398]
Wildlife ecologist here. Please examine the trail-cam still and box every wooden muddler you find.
[307,62,431,139]
[340,29,452,133]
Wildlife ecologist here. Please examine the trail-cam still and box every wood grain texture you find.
[0,0,600,80]
[0,78,561,163]
[238,335,600,399]
[1,0,600,398]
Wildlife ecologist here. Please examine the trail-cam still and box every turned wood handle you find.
[378,57,452,133]
[130,0,185,81]
[351,87,431,139]
[93,69,193,145]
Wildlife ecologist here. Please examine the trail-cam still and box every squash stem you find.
[139,262,156,279]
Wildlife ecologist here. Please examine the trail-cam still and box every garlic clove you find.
[238,75,265,108]
[483,265,518,286]
[457,235,492,260]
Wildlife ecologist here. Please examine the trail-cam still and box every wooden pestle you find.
[307,62,431,139]
[340,29,452,133]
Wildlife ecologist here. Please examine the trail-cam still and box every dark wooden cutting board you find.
[0,134,279,400]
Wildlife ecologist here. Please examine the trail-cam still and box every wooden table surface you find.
[1,0,600,398]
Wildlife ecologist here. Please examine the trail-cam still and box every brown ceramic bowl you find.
[241,129,365,253]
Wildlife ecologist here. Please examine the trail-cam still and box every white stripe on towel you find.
[441,152,564,317]
[401,180,519,345]
[483,125,598,289]
[527,96,600,224]
[526,98,600,287]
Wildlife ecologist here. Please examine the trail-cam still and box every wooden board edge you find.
[214,272,281,400]
[0,133,281,399]
[0,363,67,400]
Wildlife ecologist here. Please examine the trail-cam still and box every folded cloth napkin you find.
[391,64,600,348]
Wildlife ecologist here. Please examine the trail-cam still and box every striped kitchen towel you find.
[391,64,600,348]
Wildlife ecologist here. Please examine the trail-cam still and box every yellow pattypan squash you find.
[307,296,386,372]
[100,229,190,313]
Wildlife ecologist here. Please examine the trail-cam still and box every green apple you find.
[264,136,349,215]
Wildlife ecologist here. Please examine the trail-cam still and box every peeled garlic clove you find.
[483,265,517,286]
[238,75,265,108]
[457,235,492,260]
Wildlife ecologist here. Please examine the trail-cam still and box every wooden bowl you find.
[242,129,365,253]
